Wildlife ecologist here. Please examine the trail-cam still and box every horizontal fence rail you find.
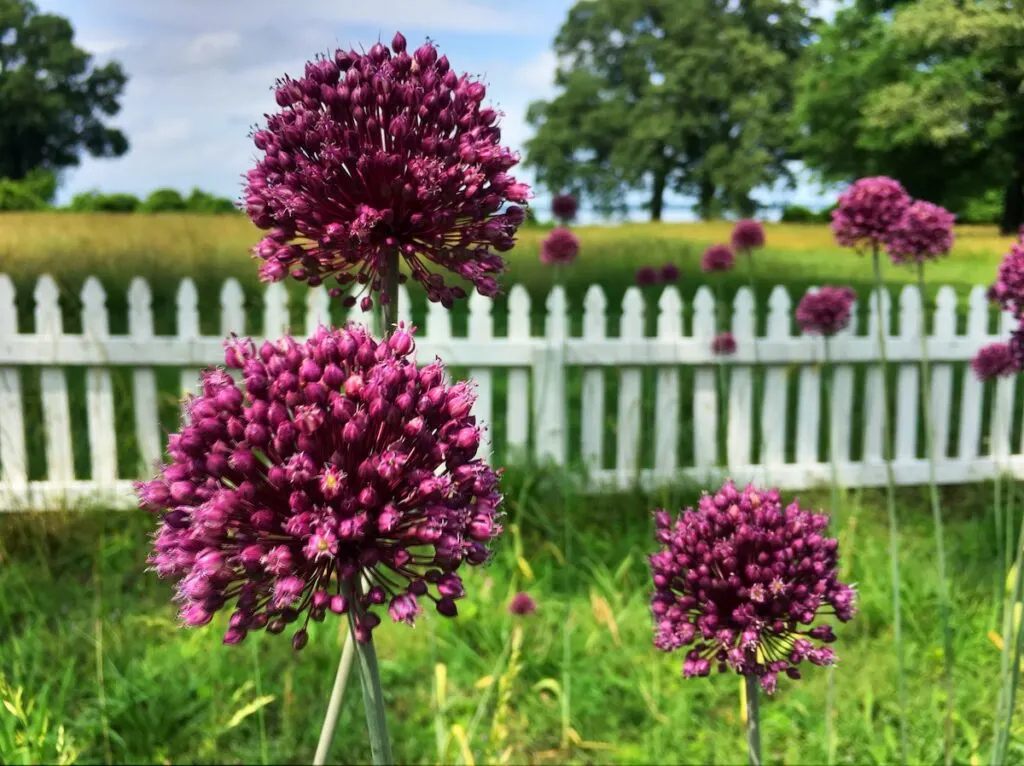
[0,273,1021,510]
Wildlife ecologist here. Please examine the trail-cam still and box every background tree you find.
[795,0,1024,233]
[0,0,128,181]
[524,0,814,221]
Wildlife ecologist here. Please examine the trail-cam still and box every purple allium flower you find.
[508,591,537,616]
[831,176,911,249]
[136,324,502,647]
[243,34,529,309]
[886,200,956,265]
[990,241,1024,362]
[972,342,1019,381]
[540,227,580,266]
[649,481,856,693]
[731,219,766,252]
[551,193,578,223]
[660,263,681,283]
[635,266,658,287]
[701,244,735,273]
[796,286,856,337]
[711,332,737,356]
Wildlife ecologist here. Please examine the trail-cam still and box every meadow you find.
[2,213,1024,764]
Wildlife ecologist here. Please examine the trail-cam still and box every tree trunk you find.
[1000,172,1024,236]
[650,167,667,222]
[697,177,716,220]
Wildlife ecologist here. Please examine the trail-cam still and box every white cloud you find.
[184,31,241,67]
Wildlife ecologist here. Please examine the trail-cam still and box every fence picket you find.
[654,287,682,477]
[36,276,74,481]
[534,287,567,465]
[829,299,857,466]
[796,287,822,465]
[761,286,791,467]
[128,279,161,473]
[863,288,891,463]
[895,286,921,461]
[506,286,531,456]
[581,285,607,472]
[692,287,718,469]
[81,278,117,484]
[993,309,1017,459]
[305,285,330,338]
[930,287,957,459]
[264,282,290,338]
[177,279,201,421]
[958,286,988,460]
[616,288,644,482]
[727,288,755,466]
[468,291,494,462]
[0,275,26,486]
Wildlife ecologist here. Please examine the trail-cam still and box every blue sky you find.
[38,0,841,222]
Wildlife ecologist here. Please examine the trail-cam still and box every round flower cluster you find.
[990,241,1024,362]
[886,200,955,265]
[831,176,910,249]
[636,263,681,287]
[551,193,578,223]
[649,481,856,693]
[711,331,737,356]
[243,33,529,309]
[540,227,580,266]
[136,324,503,649]
[701,244,735,273]
[972,342,1019,381]
[731,219,766,252]
[796,286,856,337]
[508,592,537,616]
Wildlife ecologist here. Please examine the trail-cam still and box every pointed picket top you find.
[731,286,755,336]
[898,284,922,339]
[128,278,154,337]
[80,277,109,336]
[582,285,606,339]
[468,289,493,339]
[933,285,957,336]
[766,285,791,337]
[966,285,989,337]
[545,285,568,341]
[507,284,531,338]
[397,285,412,328]
[692,286,716,336]
[0,274,16,334]
[620,287,645,339]
[657,286,683,337]
[220,279,246,336]
[305,285,330,338]
[263,281,290,337]
[34,275,63,334]
[176,278,200,338]
[426,295,452,340]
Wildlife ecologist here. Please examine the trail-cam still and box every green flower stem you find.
[993,500,1024,765]
[916,264,954,766]
[824,336,839,765]
[871,245,909,763]
[745,674,761,766]
[349,602,394,765]
[313,628,356,765]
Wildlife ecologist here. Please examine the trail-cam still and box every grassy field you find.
[1,466,1019,764]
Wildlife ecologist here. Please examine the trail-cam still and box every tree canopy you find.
[524,0,814,221]
[0,0,129,181]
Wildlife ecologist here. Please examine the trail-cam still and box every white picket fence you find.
[0,273,1020,511]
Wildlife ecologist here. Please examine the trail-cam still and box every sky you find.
[38,0,842,222]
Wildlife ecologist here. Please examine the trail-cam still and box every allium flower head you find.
[701,244,735,273]
[731,219,766,252]
[136,324,502,648]
[711,331,737,356]
[649,481,856,693]
[635,265,658,287]
[796,286,856,337]
[551,193,578,223]
[972,342,1019,381]
[540,227,580,266]
[886,200,955,265]
[508,592,537,616]
[660,263,681,283]
[990,241,1024,362]
[831,176,910,249]
[244,33,529,309]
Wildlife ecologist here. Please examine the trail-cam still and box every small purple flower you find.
[649,481,856,693]
[244,34,529,309]
[635,266,658,287]
[136,324,502,648]
[731,219,766,252]
[508,592,537,616]
[796,286,856,337]
[701,244,735,273]
[540,227,580,266]
[886,200,956,265]
[551,193,578,223]
[711,332,737,356]
[990,241,1024,363]
[660,263,681,283]
[972,342,1019,381]
[831,176,911,250]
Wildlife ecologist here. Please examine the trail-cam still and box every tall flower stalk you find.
[831,176,911,761]
[701,244,736,464]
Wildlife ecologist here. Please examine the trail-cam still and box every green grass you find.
[0,467,1020,764]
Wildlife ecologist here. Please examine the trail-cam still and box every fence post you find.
[177,278,201,422]
[957,286,987,461]
[795,286,823,467]
[692,286,718,469]
[895,285,921,463]
[128,278,161,474]
[862,287,891,464]
[930,286,957,460]
[761,286,791,468]
[36,275,73,483]
[468,290,494,462]
[0,275,27,489]
[533,286,567,466]
[615,287,644,487]
[654,286,682,479]
[505,286,531,458]
[727,287,755,468]
[81,277,117,485]
[581,285,607,474]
